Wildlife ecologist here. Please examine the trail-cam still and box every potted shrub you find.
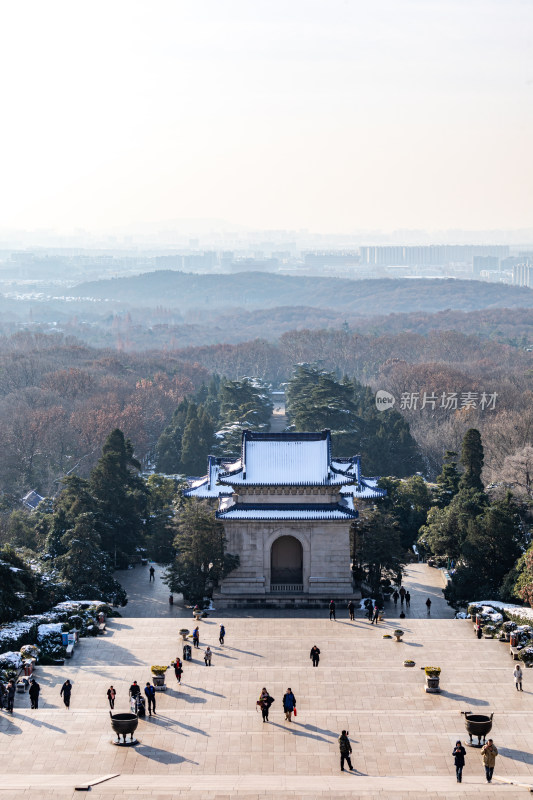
[394,629,404,642]
[424,666,441,693]
[519,647,533,668]
[382,634,392,639]
[151,665,168,688]
[403,659,415,667]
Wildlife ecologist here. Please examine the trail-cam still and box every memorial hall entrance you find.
[270,535,303,590]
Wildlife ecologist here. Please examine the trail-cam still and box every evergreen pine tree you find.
[434,450,461,508]
[459,428,484,492]
[89,429,147,567]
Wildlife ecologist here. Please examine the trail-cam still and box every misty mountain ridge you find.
[74,271,533,314]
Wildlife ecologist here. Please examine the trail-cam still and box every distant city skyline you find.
[1,0,531,236]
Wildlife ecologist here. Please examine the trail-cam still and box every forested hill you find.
[74,271,533,313]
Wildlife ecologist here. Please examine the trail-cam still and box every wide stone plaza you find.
[1,563,533,799]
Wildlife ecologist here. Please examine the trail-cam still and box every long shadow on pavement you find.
[135,744,198,765]
[439,691,489,705]
[184,684,225,698]
[268,721,331,743]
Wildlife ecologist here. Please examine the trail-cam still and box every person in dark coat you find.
[453,740,466,783]
[338,730,353,771]
[219,624,226,645]
[129,680,141,700]
[174,658,183,683]
[392,590,399,607]
[405,591,411,607]
[310,645,320,667]
[149,565,155,582]
[107,686,116,709]
[6,681,15,713]
[29,679,40,709]
[283,688,296,722]
[60,679,72,709]
[0,682,6,710]
[426,597,432,614]
[329,600,336,620]
[257,687,274,722]
[144,682,156,716]
[347,601,355,621]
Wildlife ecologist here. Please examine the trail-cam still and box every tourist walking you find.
[283,688,296,722]
[192,627,200,648]
[60,679,72,709]
[452,740,466,783]
[426,597,432,614]
[405,591,411,607]
[367,603,373,621]
[149,565,155,582]
[0,681,6,710]
[29,679,40,709]
[392,590,399,607]
[174,658,183,683]
[329,600,336,621]
[348,600,355,621]
[219,624,225,645]
[338,730,353,771]
[399,586,406,605]
[371,604,379,625]
[107,686,116,709]
[144,682,156,716]
[6,680,15,713]
[310,645,320,667]
[514,664,523,691]
[481,739,498,783]
[257,687,274,722]
[129,680,141,701]
[204,646,212,666]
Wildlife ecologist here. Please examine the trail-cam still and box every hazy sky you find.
[0,0,531,236]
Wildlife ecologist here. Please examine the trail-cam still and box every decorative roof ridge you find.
[218,501,357,512]
[242,429,331,443]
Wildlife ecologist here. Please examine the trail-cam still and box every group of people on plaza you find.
[256,687,296,722]
[452,739,499,784]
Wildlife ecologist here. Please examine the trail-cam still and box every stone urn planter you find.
[110,712,139,745]
[192,607,202,621]
[179,628,190,640]
[424,666,441,693]
[151,666,168,691]
[394,629,404,642]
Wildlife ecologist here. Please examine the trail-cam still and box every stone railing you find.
[270,584,304,593]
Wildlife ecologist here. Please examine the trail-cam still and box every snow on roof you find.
[184,456,234,498]
[22,490,44,510]
[218,430,358,486]
[216,502,358,521]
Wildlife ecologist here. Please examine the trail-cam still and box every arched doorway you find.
[271,535,303,584]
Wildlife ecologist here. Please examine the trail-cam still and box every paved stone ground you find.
[1,564,532,799]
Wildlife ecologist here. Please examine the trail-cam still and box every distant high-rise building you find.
[512,262,533,288]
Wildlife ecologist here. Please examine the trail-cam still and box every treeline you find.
[155,375,273,474]
[417,431,533,608]
[0,332,208,499]
[286,366,422,476]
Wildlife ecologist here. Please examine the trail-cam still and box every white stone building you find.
[185,430,385,607]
